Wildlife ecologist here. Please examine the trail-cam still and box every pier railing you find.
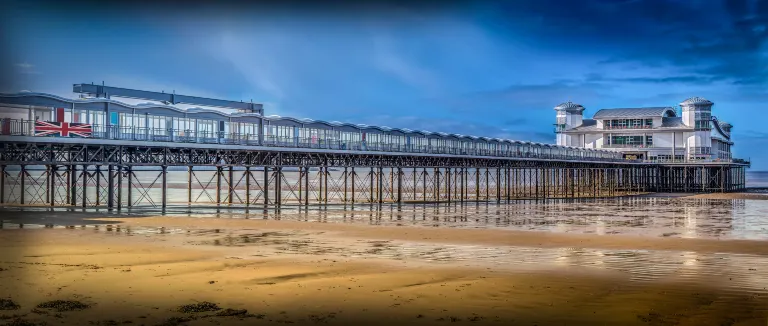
[0,119,627,163]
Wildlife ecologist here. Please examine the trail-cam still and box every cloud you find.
[436,81,614,113]
[14,62,40,75]
[371,34,444,96]
[216,31,286,100]
[482,0,768,86]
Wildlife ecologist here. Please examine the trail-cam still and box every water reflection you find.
[2,197,767,240]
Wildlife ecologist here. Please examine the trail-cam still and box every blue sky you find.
[2,0,767,169]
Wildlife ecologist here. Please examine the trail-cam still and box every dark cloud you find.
[484,0,768,86]
[587,74,725,85]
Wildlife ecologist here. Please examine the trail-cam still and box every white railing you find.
[0,118,653,163]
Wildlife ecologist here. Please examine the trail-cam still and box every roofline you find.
[591,107,676,119]
[0,92,620,153]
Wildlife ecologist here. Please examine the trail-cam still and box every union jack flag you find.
[35,121,92,138]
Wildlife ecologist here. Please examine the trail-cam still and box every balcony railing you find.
[603,125,654,130]
[603,144,654,148]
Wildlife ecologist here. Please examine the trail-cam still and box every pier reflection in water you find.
[4,196,765,240]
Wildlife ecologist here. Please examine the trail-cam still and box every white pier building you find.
[555,97,734,161]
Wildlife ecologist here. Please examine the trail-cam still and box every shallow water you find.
[3,196,768,240]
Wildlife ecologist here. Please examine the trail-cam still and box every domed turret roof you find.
[680,97,713,106]
[554,101,585,111]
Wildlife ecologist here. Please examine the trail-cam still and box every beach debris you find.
[214,308,248,317]
[35,300,90,312]
[156,316,195,326]
[207,281,215,284]
[87,320,133,325]
[307,313,336,323]
[175,302,221,313]
[2,318,47,326]
[0,299,20,310]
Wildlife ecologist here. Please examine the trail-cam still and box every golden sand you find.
[1,216,767,325]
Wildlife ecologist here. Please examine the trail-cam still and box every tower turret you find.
[680,97,714,160]
[554,101,585,146]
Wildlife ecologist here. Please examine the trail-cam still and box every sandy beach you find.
[1,211,768,326]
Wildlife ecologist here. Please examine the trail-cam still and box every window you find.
[605,119,654,129]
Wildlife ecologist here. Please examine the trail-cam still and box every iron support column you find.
[475,168,480,200]
[324,166,329,204]
[20,165,26,205]
[343,167,348,203]
[275,167,282,207]
[127,167,133,207]
[95,165,101,206]
[228,166,234,205]
[423,168,427,201]
[82,165,87,208]
[107,165,114,209]
[496,168,501,203]
[446,168,451,203]
[245,166,251,206]
[378,167,383,204]
[397,167,403,204]
[187,166,193,204]
[305,166,310,205]
[117,166,122,210]
[351,167,356,203]
[161,165,167,209]
[319,166,324,203]
[216,166,222,204]
[370,167,375,203]
[435,168,440,201]
[49,165,56,206]
[0,165,5,204]
[264,167,269,206]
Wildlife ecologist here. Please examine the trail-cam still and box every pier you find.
[0,84,750,210]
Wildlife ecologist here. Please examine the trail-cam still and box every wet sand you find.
[687,192,768,200]
[1,215,768,326]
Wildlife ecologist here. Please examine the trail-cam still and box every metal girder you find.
[0,141,645,169]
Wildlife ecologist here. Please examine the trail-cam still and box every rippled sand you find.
[1,200,768,325]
